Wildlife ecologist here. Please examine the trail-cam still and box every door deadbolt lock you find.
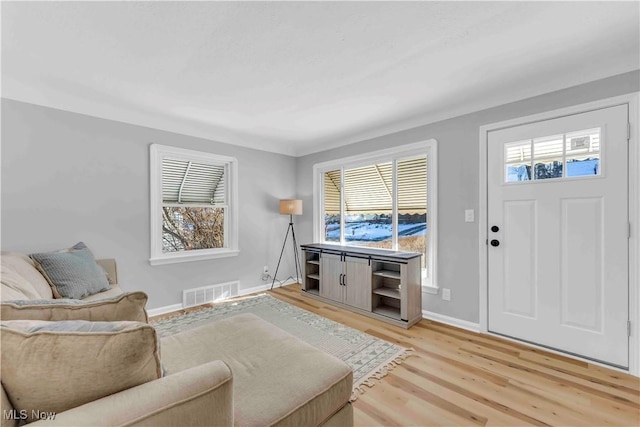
[490,239,500,247]
[491,225,499,232]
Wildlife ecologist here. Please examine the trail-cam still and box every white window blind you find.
[344,162,392,213]
[162,159,226,205]
[324,159,426,214]
[397,157,427,214]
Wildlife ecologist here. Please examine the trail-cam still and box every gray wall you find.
[1,99,299,309]
[295,70,640,324]
[3,70,638,316]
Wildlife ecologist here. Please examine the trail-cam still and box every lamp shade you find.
[279,199,303,215]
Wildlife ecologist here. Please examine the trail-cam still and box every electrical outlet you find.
[263,266,269,274]
[442,288,451,301]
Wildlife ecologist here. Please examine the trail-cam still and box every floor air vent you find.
[182,281,239,308]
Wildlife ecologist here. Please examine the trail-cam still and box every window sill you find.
[422,285,439,295]
[150,249,240,266]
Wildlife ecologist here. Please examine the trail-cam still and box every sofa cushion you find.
[160,313,353,427]
[0,265,41,301]
[80,284,124,301]
[0,319,161,423]
[30,242,110,299]
[1,291,148,322]
[0,383,17,427]
[0,251,54,300]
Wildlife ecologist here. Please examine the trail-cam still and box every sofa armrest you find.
[29,361,233,427]
[96,259,118,285]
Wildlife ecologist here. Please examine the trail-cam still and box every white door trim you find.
[478,93,640,376]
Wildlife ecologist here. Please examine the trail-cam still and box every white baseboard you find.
[422,309,480,333]
[147,303,183,318]
[146,277,300,318]
[238,277,298,296]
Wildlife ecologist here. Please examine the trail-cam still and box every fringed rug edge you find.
[349,347,415,402]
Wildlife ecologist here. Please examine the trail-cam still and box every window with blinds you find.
[322,156,427,266]
[150,144,238,265]
[315,140,437,288]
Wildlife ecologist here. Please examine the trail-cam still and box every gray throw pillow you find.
[30,242,110,299]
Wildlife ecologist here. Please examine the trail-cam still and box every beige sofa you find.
[0,251,353,426]
[1,251,123,302]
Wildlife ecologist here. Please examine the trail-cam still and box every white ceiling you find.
[2,1,638,157]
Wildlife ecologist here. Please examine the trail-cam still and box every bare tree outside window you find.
[162,207,224,252]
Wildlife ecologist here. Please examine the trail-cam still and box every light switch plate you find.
[465,209,475,222]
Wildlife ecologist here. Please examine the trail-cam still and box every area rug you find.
[151,293,413,400]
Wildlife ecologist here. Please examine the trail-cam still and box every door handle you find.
[490,239,500,247]
[339,273,344,286]
[491,225,500,232]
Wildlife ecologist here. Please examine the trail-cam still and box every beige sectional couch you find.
[0,251,353,426]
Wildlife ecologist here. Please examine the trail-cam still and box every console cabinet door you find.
[344,257,371,311]
[320,253,343,303]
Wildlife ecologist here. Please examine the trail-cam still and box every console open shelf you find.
[302,250,321,295]
[372,270,401,279]
[372,304,402,320]
[372,287,401,299]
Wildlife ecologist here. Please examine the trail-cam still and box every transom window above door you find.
[504,127,601,183]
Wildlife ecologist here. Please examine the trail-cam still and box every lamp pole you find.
[271,199,303,291]
[271,214,302,290]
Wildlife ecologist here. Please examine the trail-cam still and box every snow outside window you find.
[505,128,601,183]
[316,140,437,289]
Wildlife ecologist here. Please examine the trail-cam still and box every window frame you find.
[312,140,438,292]
[149,144,239,265]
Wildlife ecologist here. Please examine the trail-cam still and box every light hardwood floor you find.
[269,285,639,427]
[153,284,640,426]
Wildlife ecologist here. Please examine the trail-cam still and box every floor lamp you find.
[271,199,303,290]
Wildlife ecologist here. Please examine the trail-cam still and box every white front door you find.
[487,104,629,368]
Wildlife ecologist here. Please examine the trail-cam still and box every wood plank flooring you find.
[269,285,639,427]
[152,284,640,426]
